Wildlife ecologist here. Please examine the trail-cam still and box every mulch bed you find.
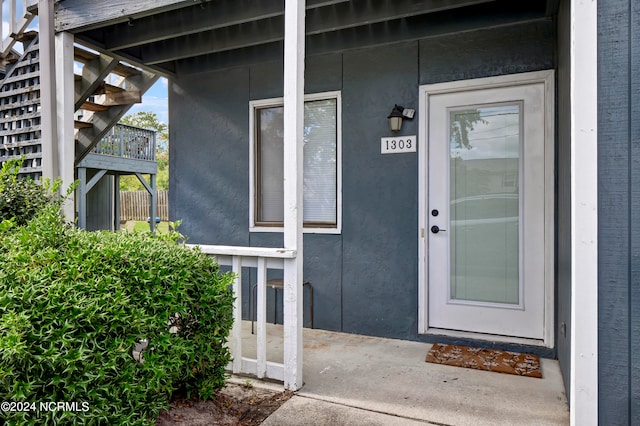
[156,383,293,425]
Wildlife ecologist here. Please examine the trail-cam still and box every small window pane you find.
[257,106,284,222]
[449,104,520,304]
[304,99,337,223]
[255,97,338,226]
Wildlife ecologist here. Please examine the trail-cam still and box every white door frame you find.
[418,70,555,347]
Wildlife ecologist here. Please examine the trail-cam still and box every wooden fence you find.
[120,190,169,221]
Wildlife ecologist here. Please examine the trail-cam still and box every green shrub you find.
[0,159,56,226]
[0,203,235,425]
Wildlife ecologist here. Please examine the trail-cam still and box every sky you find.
[129,78,169,125]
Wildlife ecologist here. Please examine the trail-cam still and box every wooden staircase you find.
[0,0,159,178]
[73,45,159,163]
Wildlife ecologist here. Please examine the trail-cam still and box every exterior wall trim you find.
[281,0,305,390]
[570,0,598,423]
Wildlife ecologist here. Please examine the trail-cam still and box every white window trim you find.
[249,90,342,234]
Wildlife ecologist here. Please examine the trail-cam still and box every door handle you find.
[430,225,446,234]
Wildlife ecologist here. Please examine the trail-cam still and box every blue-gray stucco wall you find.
[169,20,554,343]
[598,0,640,423]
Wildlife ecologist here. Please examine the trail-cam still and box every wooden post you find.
[8,0,15,36]
[256,257,267,379]
[231,256,243,374]
[39,0,58,182]
[282,0,305,391]
[149,174,157,233]
[55,31,75,222]
[570,0,598,424]
[77,167,87,229]
[114,175,121,231]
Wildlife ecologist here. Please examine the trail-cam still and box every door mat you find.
[425,343,542,378]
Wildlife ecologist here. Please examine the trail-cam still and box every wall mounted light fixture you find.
[388,104,415,132]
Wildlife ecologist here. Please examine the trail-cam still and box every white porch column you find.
[282,0,305,391]
[55,31,76,222]
[114,174,121,231]
[570,0,598,424]
[149,174,157,233]
[77,167,87,229]
[38,0,58,181]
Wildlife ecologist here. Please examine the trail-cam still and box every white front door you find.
[418,71,554,344]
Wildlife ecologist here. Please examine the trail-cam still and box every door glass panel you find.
[449,104,520,304]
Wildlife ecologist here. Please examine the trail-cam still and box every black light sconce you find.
[388,104,415,132]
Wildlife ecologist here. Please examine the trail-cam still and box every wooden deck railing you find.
[187,244,297,382]
[92,123,156,161]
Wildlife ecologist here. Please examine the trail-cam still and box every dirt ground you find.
[155,383,293,426]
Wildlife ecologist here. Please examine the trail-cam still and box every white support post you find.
[8,0,16,36]
[149,174,157,233]
[256,257,267,379]
[231,256,243,374]
[570,0,598,424]
[114,175,121,231]
[39,0,58,182]
[55,31,76,221]
[282,0,305,391]
[77,167,87,229]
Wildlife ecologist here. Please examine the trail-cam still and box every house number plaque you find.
[380,135,417,154]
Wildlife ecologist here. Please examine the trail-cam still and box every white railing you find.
[1,0,38,57]
[189,244,297,382]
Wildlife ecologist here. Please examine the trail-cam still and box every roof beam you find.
[174,41,283,76]
[128,0,495,66]
[103,0,283,50]
[307,0,495,35]
[55,0,205,32]
[138,17,284,65]
[55,0,348,32]
[305,4,544,57]
[101,0,351,51]
[175,10,548,75]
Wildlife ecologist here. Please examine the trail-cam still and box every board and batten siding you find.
[598,0,640,423]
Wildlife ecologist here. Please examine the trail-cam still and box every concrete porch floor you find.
[232,321,570,425]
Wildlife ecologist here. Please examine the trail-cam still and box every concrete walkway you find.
[234,322,570,425]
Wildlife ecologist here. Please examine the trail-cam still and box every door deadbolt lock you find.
[430,225,446,234]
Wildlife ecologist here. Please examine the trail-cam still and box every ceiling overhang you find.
[55,0,552,77]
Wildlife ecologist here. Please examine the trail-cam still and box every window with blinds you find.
[251,92,341,231]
